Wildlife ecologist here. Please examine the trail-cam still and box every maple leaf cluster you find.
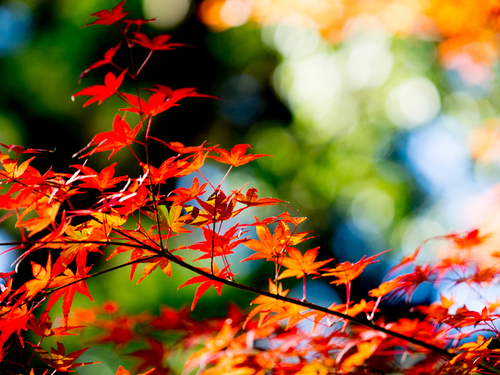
[1,1,500,375]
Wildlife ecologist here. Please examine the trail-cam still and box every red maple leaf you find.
[139,158,179,185]
[146,84,176,96]
[241,220,312,262]
[119,92,169,117]
[0,304,31,354]
[132,32,187,51]
[91,314,142,350]
[122,18,155,28]
[174,149,208,177]
[27,313,83,339]
[120,87,216,117]
[165,176,207,206]
[54,224,108,270]
[79,43,122,82]
[71,163,128,192]
[183,226,249,262]
[0,143,50,155]
[78,114,141,159]
[129,337,170,374]
[178,263,235,310]
[186,189,237,226]
[149,305,194,331]
[395,264,436,303]
[85,0,129,27]
[45,261,94,326]
[72,69,128,107]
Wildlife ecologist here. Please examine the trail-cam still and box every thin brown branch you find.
[2,236,453,360]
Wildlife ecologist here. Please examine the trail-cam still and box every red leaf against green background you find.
[79,43,122,82]
[178,264,235,310]
[120,87,216,117]
[72,69,128,107]
[85,0,128,27]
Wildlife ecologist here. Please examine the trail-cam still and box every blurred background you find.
[3,0,500,372]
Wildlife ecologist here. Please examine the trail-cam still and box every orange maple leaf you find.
[278,246,333,300]
[278,247,333,280]
[208,144,270,167]
[23,252,55,300]
[259,301,308,330]
[340,337,382,373]
[447,229,490,249]
[16,198,61,237]
[321,250,389,286]
[449,334,495,367]
[174,149,207,177]
[184,321,240,372]
[368,275,411,298]
[241,220,312,263]
[0,152,35,180]
[243,279,289,328]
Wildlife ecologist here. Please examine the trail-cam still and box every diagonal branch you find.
[2,237,452,359]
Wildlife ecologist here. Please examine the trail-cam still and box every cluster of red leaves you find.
[1,1,500,375]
